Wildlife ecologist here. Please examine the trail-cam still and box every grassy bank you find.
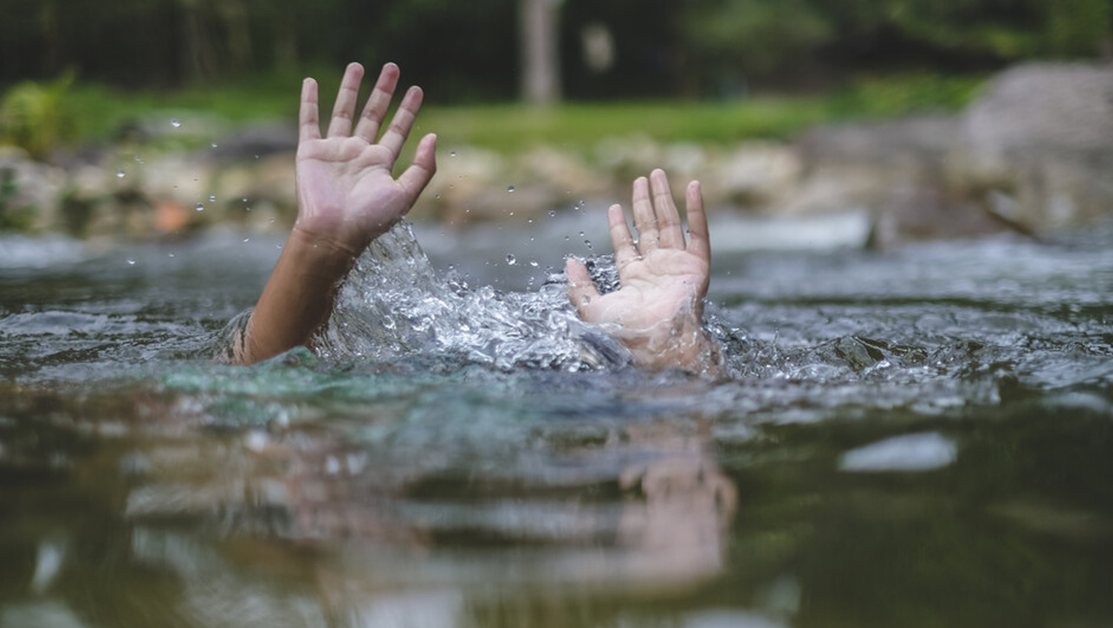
[9,71,984,157]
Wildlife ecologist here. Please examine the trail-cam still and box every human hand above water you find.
[234,63,436,365]
[294,62,437,255]
[566,169,723,375]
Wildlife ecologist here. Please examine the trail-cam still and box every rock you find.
[594,134,665,183]
[421,146,506,223]
[0,147,67,232]
[867,186,1013,251]
[206,124,297,163]
[797,115,958,172]
[785,116,965,236]
[708,142,801,210]
[949,63,1113,233]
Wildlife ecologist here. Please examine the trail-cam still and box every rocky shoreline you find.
[2,63,1110,249]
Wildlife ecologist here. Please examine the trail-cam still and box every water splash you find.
[316,222,631,371]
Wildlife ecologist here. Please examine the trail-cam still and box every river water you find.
[1,210,1111,628]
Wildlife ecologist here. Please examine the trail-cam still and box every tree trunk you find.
[520,0,561,105]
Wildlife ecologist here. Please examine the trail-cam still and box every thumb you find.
[565,257,601,316]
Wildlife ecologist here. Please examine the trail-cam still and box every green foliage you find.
[828,74,986,118]
[684,0,834,77]
[872,0,1113,58]
[0,0,1108,101]
[0,73,77,159]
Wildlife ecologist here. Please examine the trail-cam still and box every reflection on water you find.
[1,217,1112,627]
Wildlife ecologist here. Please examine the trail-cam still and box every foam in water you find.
[315,222,633,371]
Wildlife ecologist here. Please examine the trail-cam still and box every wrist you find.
[615,318,724,376]
[290,222,365,260]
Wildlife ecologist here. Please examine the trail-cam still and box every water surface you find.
[1,215,1111,628]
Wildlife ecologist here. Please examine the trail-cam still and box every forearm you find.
[234,227,359,365]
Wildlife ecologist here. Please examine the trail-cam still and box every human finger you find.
[396,133,438,204]
[630,176,658,253]
[685,180,710,263]
[326,62,364,138]
[650,169,685,249]
[299,78,321,143]
[607,204,639,275]
[353,62,401,143]
[378,86,424,158]
[566,258,602,315]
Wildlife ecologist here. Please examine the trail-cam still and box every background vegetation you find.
[2,0,1109,99]
[0,0,1110,156]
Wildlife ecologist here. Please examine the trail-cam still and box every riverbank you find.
[1,63,1109,249]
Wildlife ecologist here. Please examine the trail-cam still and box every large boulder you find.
[948,63,1113,232]
[789,63,1113,246]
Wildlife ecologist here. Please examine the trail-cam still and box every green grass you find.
[419,99,828,153]
[14,71,986,157]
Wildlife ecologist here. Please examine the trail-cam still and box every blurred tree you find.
[0,0,1108,99]
[560,0,685,98]
[521,0,562,104]
[682,0,834,93]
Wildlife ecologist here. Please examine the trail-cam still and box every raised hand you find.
[233,63,436,365]
[566,169,722,375]
[294,62,437,254]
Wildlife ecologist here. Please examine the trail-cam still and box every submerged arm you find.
[233,62,437,365]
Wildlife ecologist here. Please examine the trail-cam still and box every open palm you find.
[294,63,436,253]
[567,170,715,370]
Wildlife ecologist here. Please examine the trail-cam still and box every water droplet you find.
[509,211,515,217]
[242,237,250,243]
[548,210,556,218]
[435,194,442,199]
[528,218,533,224]
[211,142,218,148]
[254,154,260,160]
[506,254,517,265]
[242,197,248,203]
[584,240,593,250]
[529,260,539,267]
[507,185,515,193]
[126,258,136,265]
[195,202,204,211]
[209,195,216,202]
[450,151,457,157]
[116,170,125,179]
[564,235,570,241]
[168,253,175,258]
[170,118,181,128]
[134,156,144,163]
[579,231,585,237]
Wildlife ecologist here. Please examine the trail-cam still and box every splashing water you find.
[315,222,631,371]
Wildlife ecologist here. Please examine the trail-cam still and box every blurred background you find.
[3,0,1110,99]
[0,0,1111,242]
